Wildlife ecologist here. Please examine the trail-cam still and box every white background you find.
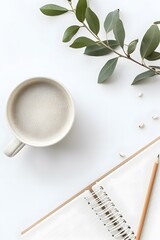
[0,0,160,239]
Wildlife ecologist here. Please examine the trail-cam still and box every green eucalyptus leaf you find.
[127,39,138,55]
[140,25,160,59]
[84,40,119,56]
[154,21,160,24]
[145,51,160,61]
[98,57,118,83]
[40,4,68,16]
[63,25,80,42]
[76,0,87,22]
[131,70,156,85]
[70,37,95,48]
[85,8,100,35]
[104,9,119,33]
[113,19,125,48]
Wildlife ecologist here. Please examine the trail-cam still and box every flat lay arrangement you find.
[1,0,160,240]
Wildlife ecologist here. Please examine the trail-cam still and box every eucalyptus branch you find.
[68,0,159,74]
[40,0,160,85]
[68,0,126,57]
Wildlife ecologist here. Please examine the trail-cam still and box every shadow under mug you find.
[4,77,75,157]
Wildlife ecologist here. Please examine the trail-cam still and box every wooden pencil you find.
[136,155,159,240]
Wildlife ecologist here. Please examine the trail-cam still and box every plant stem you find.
[68,1,160,75]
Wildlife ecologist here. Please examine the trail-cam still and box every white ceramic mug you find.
[4,77,75,157]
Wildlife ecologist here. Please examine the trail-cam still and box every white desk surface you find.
[0,0,160,239]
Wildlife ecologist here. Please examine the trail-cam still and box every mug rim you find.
[6,77,75,147]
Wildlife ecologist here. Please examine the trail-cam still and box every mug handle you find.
[4,138,25,157]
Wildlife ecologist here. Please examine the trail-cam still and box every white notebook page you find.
[93,139,160,239]
[22,191,112,240]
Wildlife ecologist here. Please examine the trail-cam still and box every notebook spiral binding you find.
[84,186,136,240]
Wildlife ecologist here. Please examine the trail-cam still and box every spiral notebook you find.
[21,137,160,240]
